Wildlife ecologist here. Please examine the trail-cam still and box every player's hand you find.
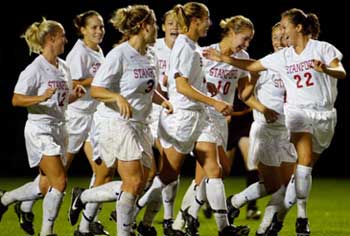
[73,85,86,99]
[214,100,233,116]
[311,59,327,73]
[206,82,218,97]
[161,100,173,114]
[202,48,223,62]
[263,107,279,123]
[41,87,56,102]
[115,94,132,119]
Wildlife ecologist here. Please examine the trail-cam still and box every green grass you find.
[0,177,349,235]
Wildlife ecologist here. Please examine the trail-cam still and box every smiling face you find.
[229,27,254,53]
[162,13,179,44]
[280,16,300,47]
[51,25,67,56]
[196,13,211,38]
[272,26,284,51]
[81,14,105,48]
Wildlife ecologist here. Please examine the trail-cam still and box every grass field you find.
[0,177,349,236]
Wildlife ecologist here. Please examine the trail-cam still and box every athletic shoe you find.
[219,225,250,236]
[14,201,35,235]
[246,206,262,220]
[89,221,109,235]
[265,213,283,236]
[226,195,240,225]
[218,225,250,236]
[296,218,310,236]
[182,209,199,236]
[163,219,185,236]
[68,187,85,225]
[137,221,157,236]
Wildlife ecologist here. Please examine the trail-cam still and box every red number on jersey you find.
[217,81,231,95]
[293,72,314,88]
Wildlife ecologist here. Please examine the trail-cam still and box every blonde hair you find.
[172,2,208,33]
[22,18,63,55]
[162,9,176,23]
[110,5,155,43]
[219,15,254,37]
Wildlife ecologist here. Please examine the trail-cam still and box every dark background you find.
[0,0,349,177]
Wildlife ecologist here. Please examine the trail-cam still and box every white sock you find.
[80,181,121,203]
[284,174,297,210]
[19,175,42,212]
[93,204,102,222]
[257,205,277,234]
[188,179,206,218]
[89,173,96,189]
[257,185,286,233]
[40,187,64,236]
[232,181,267,208]
[21,200,36,213]
[117,191,137,236]
[162,178,179,220]
[173,180,196,231]
[138,176,163,208]
[79,203,100,233]
[295,165,312,218]
[131,176,164,221]
[206,178,228,231]
[2,175,42,206]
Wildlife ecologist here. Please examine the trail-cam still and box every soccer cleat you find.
[246,206,262,220]
[226,195,240,225]
[74,229,94,236]
[109,210,117,222]
[202,202,213,219]
[89,221,110,235]
[182,209,199,236]
[296,218,310,236]
[0,190,8,222]
[219,225,250,236]
[137,221,157,236]
[265,213,283,236]
[68,187,85,226]
[163,219,185,236]
[14,201,35,235]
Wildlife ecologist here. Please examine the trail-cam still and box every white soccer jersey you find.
[253,70,286,124]
[152,38,172,92]
[14,55,72,122]
[66,39,104,113]
[92,41,158,122]
[202,43,250,104]
[260,39,342,109]
[167,34,205,110]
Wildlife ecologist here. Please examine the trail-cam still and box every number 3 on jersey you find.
[294,72,314,88]
[145,79,155,93]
